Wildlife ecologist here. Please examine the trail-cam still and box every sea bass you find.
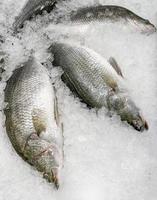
[48,42,148,132]
[4,57,63,188]
[65,5,156,34]
[13,0,58,32]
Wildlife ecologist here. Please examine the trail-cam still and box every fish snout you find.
[143,21,157,34]
[131,116,149,132]
[146,24,157,35]
[43,167,60,189]
[51,168,60,189]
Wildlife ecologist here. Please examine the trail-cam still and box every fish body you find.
[68,5,156,34]
[4,57,63,188]
[13,0,58,32]
[49,42,148,131]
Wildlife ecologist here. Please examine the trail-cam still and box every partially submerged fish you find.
[48,42,148,132]
[66,5,156,34]
[13,0,58,32]
[4,57,63,188]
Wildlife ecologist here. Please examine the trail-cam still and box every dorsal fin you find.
[109,57,123,78]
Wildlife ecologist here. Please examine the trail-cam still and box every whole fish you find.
[4,57,63,188]
[48,42,148,132]
[13,0,59,32]
[65,5,156,34]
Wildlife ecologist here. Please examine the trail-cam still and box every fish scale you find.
[49,42,148,131]
[4,57,63,188]
[58,5,157,34]
[51,43,120,108]
[61,48,105,106]
[13,0,60,32]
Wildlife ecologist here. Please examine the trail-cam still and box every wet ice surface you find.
[0,0,157,200]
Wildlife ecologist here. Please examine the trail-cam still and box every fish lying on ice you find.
[13,0,59,32]
[48,42,148,132]
[61,5,156,34]
[4,57,63,188]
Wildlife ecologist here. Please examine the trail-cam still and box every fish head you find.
[108,93,148,131]
[136,18,157,34]
[119,98,149,132]
[143,19,157,34]
[41,143,63,189]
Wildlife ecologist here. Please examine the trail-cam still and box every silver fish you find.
[13,0,58,32]
[67,5,156,34]
[48,42,148,132]
[4,57,63,188]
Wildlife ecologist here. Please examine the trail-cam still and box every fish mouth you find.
[128,18,157,34]
[144,24,157,35]
[43,168,60,189]
[51,169,60,189]
[131,118,149,132]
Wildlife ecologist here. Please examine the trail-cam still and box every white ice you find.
[0,0,157,200]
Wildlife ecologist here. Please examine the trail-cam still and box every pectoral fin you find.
[109,57,123,78]
[61,72,79,96]
[32,109,47,136]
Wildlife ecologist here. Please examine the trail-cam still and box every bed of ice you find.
[0,0,157,200]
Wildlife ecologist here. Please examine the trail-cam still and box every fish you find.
[13,0,58,32]
[66,5,156,34]
[48,42,148,132]
[4,57,63,189]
